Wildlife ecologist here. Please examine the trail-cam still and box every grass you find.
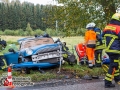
[62,63,105,77]
[12,70,59,82]
[0,35,106,82]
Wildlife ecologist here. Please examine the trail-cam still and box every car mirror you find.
[8,48,16,53]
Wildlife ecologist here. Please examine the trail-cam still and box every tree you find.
[26,22,33,36]
[1,0,10,3]
[53,0,120,34]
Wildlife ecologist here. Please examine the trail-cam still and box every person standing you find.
[84,23,97,69]
[0,38,7,70]
[103,13,120,88]
[93,25,104,67]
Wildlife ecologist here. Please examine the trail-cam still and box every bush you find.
[4,29,15,35]
[14,29,25,36]
[46,28,56,36]
[34,29,44,35]
[76,28,86,36]
[0,31,4,35]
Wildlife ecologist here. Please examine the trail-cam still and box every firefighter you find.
[103,13,120,88]
[84,23,97,68]
[93,24,104,67]
[0,37,7,70]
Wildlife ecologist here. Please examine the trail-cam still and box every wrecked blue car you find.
[4,35,63,72]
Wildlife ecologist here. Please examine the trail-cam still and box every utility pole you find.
[56,20,58,36]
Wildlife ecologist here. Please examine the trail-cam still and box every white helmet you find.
[116,7,120,13]
[86,22,96,29]
[53,38,60,43]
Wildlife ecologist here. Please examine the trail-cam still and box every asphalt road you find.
[0,80,120,90]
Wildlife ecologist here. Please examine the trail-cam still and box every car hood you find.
[20,43,60,57]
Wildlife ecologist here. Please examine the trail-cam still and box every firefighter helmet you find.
[116,7,120,13]
[111,13,120,21]
[86,22,96,29]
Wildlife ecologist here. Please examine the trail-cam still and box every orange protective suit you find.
[84,30,96,68]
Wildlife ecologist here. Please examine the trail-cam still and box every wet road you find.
[0,81,120,90]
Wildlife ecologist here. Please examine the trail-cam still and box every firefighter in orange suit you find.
[84,23,97,69]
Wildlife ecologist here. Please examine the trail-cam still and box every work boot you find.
[115,81,120,85]
[105,84,115,88]
[80,61,84,65]
[88,66,93,69]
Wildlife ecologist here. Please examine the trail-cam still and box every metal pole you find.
[56,20,58,36]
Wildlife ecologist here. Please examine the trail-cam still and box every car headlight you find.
[25,48,33,55]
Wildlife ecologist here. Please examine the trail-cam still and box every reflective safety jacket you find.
[94,27,104,50]
[103,24,120,54]
[84,30,96,48]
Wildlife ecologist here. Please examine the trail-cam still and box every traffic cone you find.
[4,78,9,86]
[5,66,15,88]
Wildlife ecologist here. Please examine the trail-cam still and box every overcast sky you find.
[18,0,57,5]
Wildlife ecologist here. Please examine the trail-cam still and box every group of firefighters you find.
[84,9,120,88]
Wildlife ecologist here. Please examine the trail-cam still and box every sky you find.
[18,0,57,5]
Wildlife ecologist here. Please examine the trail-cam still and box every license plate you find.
[32,52,60,62]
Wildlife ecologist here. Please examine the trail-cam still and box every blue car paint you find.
[12,62,59,69]
[4,52,19,65]
[17,37,34,44]
[20,43,59,57]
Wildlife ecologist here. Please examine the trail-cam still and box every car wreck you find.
[4,35,63,73]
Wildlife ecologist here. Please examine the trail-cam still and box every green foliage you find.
[12,70,60,82]
[34,29,44,35]
[46,28,57,36]
[0,0,120,36]
[4,29,15,36]
[7,40,19,45]
[16,29,24,36]
[1,43,18,54]
[76,28,86,36]
[0,31,4,35]
[26,23,33,36]
[62,63,104,77]
[31,72,57,82]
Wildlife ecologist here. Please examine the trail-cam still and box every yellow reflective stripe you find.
[114,73,120,76]
[96,32,100,34]
[104,34,118,38]
[1,59,7,69]
[96,42,100,45]
[96,60,101,63]
[103,37,107,48]
[114,60,119,62]
[115,69,119,73]
[1,66,6,69]
[106,73,112,77]
[105,77,112,81]
[3,59,7,67]
[98,54,101,61]
[105,26,116,31]
[107,38,114,49]
[95,46,105,49]
[96,53,101,63]
[105,50,120,53]
[63,54,68,58]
